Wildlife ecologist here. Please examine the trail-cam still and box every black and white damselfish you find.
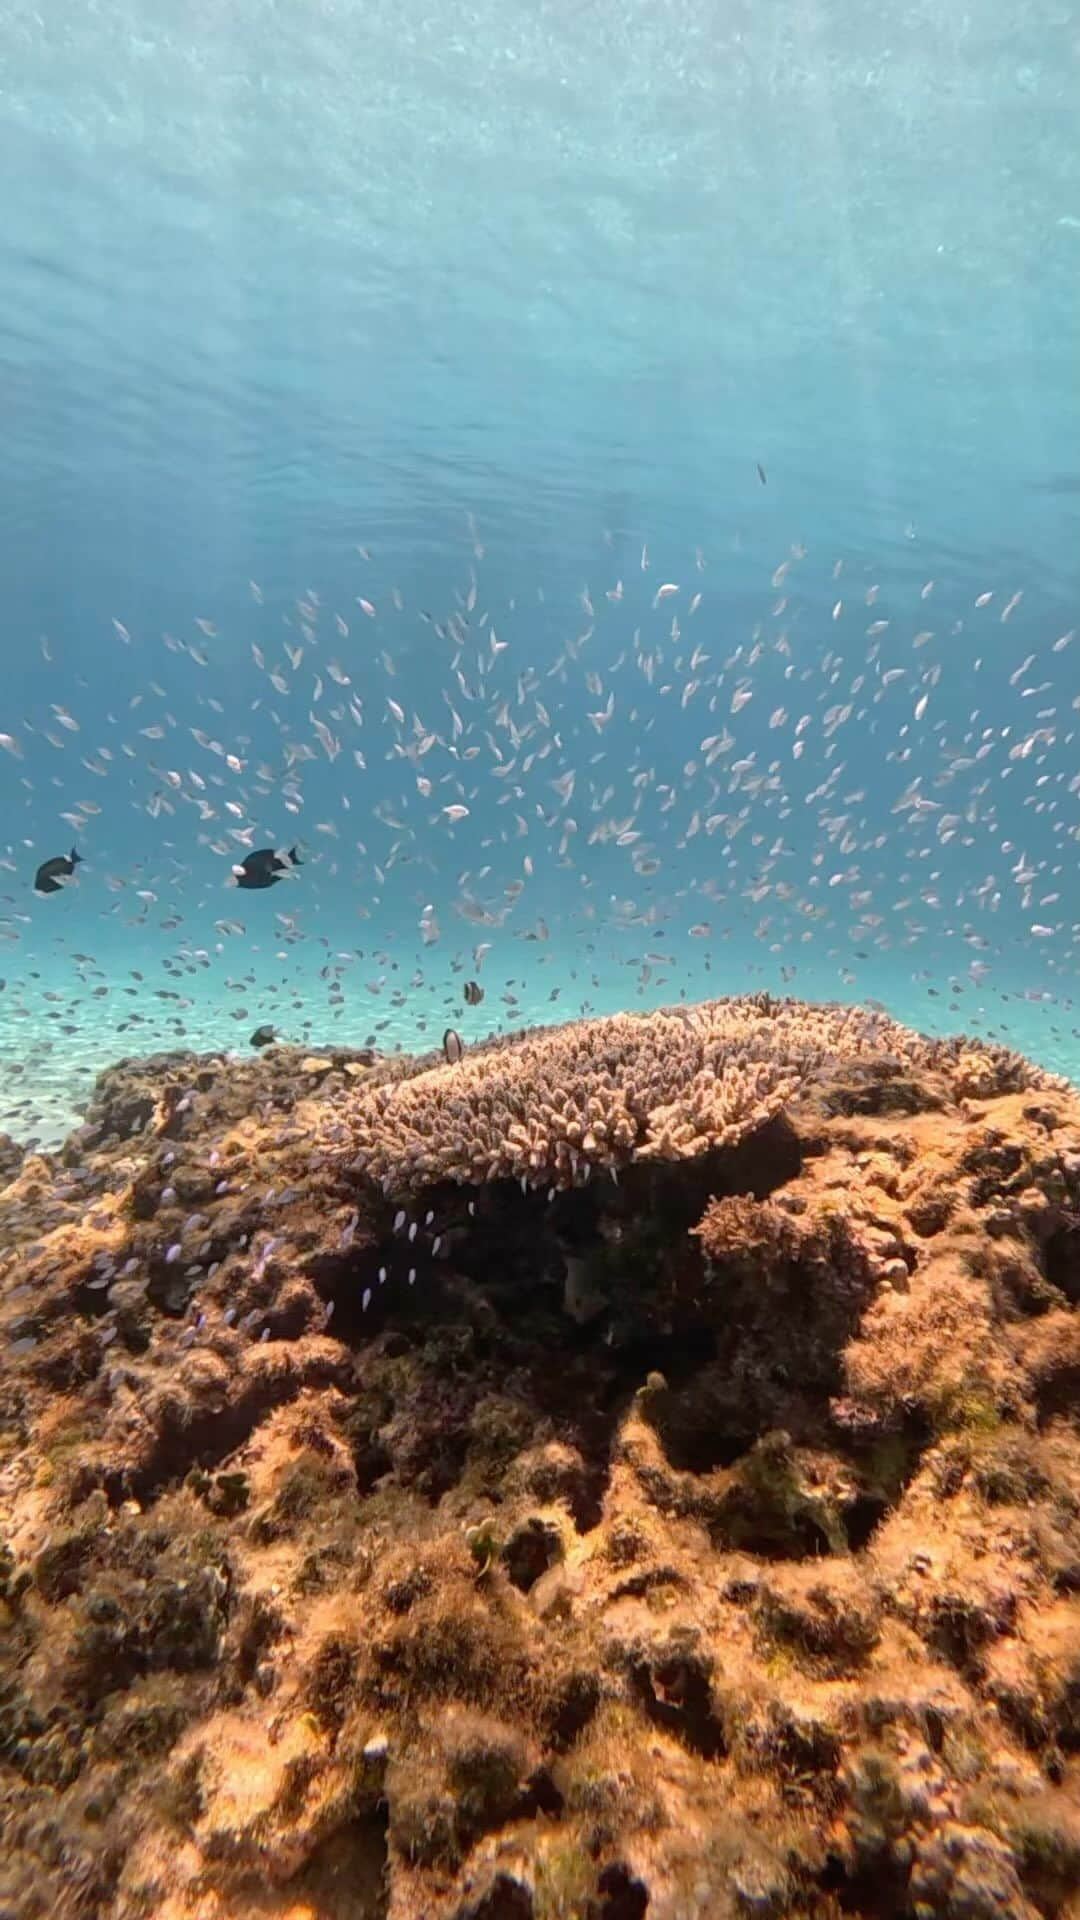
[34,846,82,895]
[231,846,302,891]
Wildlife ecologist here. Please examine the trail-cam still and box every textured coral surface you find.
[0,1004,1078,1920]
[339,995,1046,1192]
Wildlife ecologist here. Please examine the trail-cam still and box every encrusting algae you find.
[0,997,1078,1919]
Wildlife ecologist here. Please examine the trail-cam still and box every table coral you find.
[339,994,1058,1194]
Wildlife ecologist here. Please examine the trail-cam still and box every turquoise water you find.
[2,0,1079,1143]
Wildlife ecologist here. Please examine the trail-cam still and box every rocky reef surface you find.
[0,999,1078,1920]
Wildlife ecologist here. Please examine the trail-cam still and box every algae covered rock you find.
[0,1002,1077,1919]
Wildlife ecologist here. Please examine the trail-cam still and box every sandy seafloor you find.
[1,916,1077,1151]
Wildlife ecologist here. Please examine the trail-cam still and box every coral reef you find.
[0,1000,1077,1920]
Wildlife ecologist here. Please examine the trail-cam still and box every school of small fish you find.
[1,509,1077,1149]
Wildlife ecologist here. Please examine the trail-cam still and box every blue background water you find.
[1,0,1079,1140]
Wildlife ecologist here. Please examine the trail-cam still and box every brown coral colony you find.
[344,992,1050,1193]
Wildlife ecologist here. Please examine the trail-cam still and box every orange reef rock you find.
[0,1000,1078,1920]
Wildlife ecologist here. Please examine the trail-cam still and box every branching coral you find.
[341,995,1044,1195]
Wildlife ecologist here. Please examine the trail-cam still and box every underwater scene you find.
[1,4,1079,1918]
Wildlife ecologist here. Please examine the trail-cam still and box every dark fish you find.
[34,846,82,895]
[756,462,767,486]
[250,1024,277,1049]
[443,1027,464,1064]
[233,845,302,891]
[463,980,484,1006]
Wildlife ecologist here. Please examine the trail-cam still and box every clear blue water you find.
[2,0,1079,1143]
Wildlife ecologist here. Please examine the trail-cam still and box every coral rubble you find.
[0,1000,1077,1920]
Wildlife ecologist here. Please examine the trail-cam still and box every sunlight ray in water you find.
[2,7,1080,1916]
